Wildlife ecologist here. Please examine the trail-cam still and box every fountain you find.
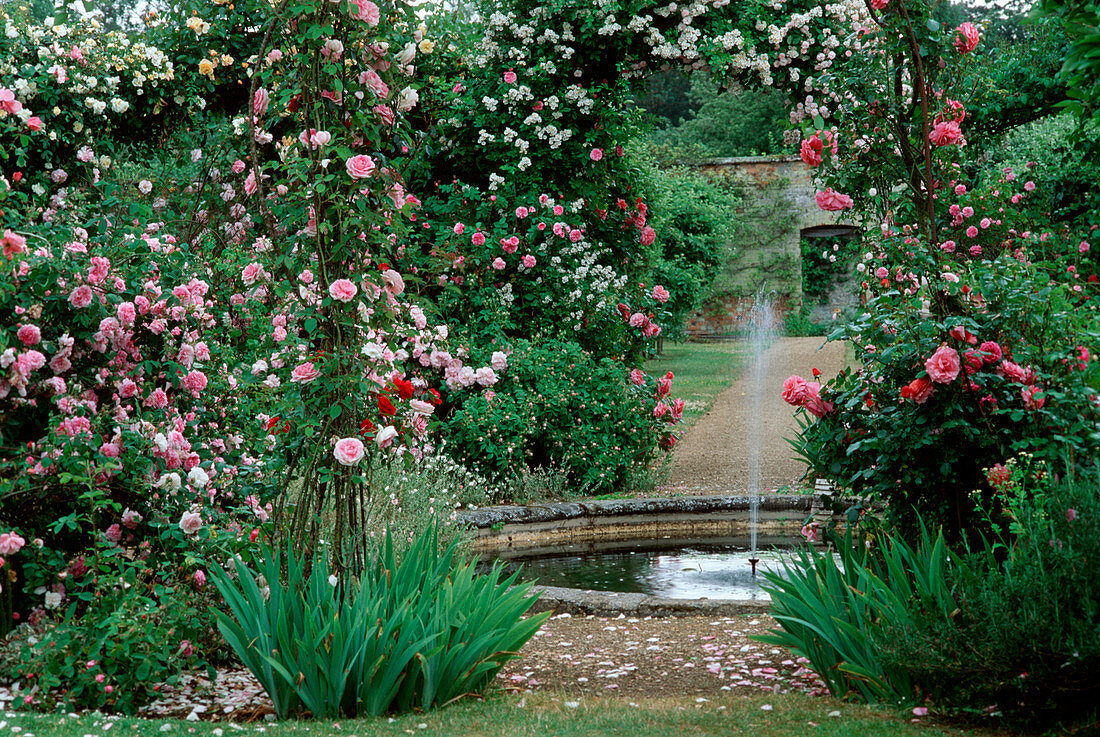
[746,290,778,576]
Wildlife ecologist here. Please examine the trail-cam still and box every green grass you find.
[3,691,1003,737]
[645,340,747,428]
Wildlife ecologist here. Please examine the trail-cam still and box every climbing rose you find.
[929,121,963,147]
[652,285,670,303]
[925,346,961,384]
[590,148,604,161]
[979,341,1002,364]
[69,285,94,308]
[16,325,41,346]
[333,437,366,466]
[1022,385,1046,410]
[815,188,853,211]
[629,368,646,386]
[954,22,980,53]
[345,154,376,179]
[0,532,25,555]
[800,135,823,167]
[329,279,358,302]
[290,362,320,383]
[178,511,203,536]
[349,0,380,24]
[900,377,934,404]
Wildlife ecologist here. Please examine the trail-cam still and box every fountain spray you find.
[746,288,777,577]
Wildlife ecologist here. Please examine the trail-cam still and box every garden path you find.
[663,336,848,494]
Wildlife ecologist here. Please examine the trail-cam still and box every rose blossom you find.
[345,154,377,179]
[491,351,509,371]
[781,375,810,406]
[178,511,203,536]
[652,285,670,303]
[69,285,94,308]
[17,325,41,346]
[800,135,824,167]
[0,532,26,555]
[900,377,935,404]
[1022,385,1046,410]
[291,362,320,383]
[815,188,854,211]
[329,279,358,302]
[629,368,646,386]
[522,254,536,268]
[925,346,961,384]
[409,399,435,415]
[333,437,366,466]
[590,148,603,161]
[349,0,380,25]
[182,370,208,396]
[954,22,980,53]
[979,341,1002,364]
[929,121,963,147]
[374,425,398,448]
[381,269,405,295]
[998,360,1028,383]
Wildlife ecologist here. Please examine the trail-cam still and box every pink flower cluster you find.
[782,375,834,418]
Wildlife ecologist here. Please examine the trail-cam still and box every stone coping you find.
[459,492,819,530]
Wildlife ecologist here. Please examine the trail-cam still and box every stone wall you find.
[682,156,855,338]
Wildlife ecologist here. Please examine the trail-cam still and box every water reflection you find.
[496,544,814,601]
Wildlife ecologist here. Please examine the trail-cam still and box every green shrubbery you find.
[443,340,678,497]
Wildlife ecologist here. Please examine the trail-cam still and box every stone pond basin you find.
[458,493,849,617]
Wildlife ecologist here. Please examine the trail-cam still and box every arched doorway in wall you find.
[799,224,862,330]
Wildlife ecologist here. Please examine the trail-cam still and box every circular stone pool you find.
[459,493,842,616]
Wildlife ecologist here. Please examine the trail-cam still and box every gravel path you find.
[663,337,849,495]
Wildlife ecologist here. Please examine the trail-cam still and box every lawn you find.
[4,692,1003,737]
[644,340,747,428]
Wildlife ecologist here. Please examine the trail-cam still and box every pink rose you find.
[629,368,646,386]
[900,377,935,404]
[652,285,670,303]
[781,375,810,406]
[26,116,42,132]
[381,269,405,295]
[349,0,380,25]
[0,532,26,555]
[252,88,270,117]
[360,70,389,98]
[242,262,263,286]
[291,362,320,383]
[639,226,656,246]
[2,229,27,260]
[0,88,22,114]
[929,121,963,147]
[522,254,536,268]
[628,312,647,328]
[998,360,1028,384]
[69,285,94,308]
[122,509,142,529]
[954,22,980,54]
[329,279,358,302]
[1022,385,1045,410]
[979,341,1002,364]
[345,154,377,179]
[491,351,508,371]
[815,188,854,211]
[472,231,486,246]
[178,511,203,536]
[503,71,517,84]
[182,370,208,396]
[799,135,824,167]
[193,569,207,588]
[105,524,122,543]
[334,437,366,466]
[409,399,435,415]
[144,387,169,408]
[17,325,41,346]
[925,346,961,384]
[492,257,506,270]
[948,325,977,345]
[802,382,833,418]
[590,148,603,161]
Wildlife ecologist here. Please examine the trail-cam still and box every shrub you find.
[441,339,682,496]
[875,467,1100,731]
[210,525,548,719]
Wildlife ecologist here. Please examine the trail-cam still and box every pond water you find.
[494,541,817,601]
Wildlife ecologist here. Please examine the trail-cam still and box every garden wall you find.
[682,156,852,338]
